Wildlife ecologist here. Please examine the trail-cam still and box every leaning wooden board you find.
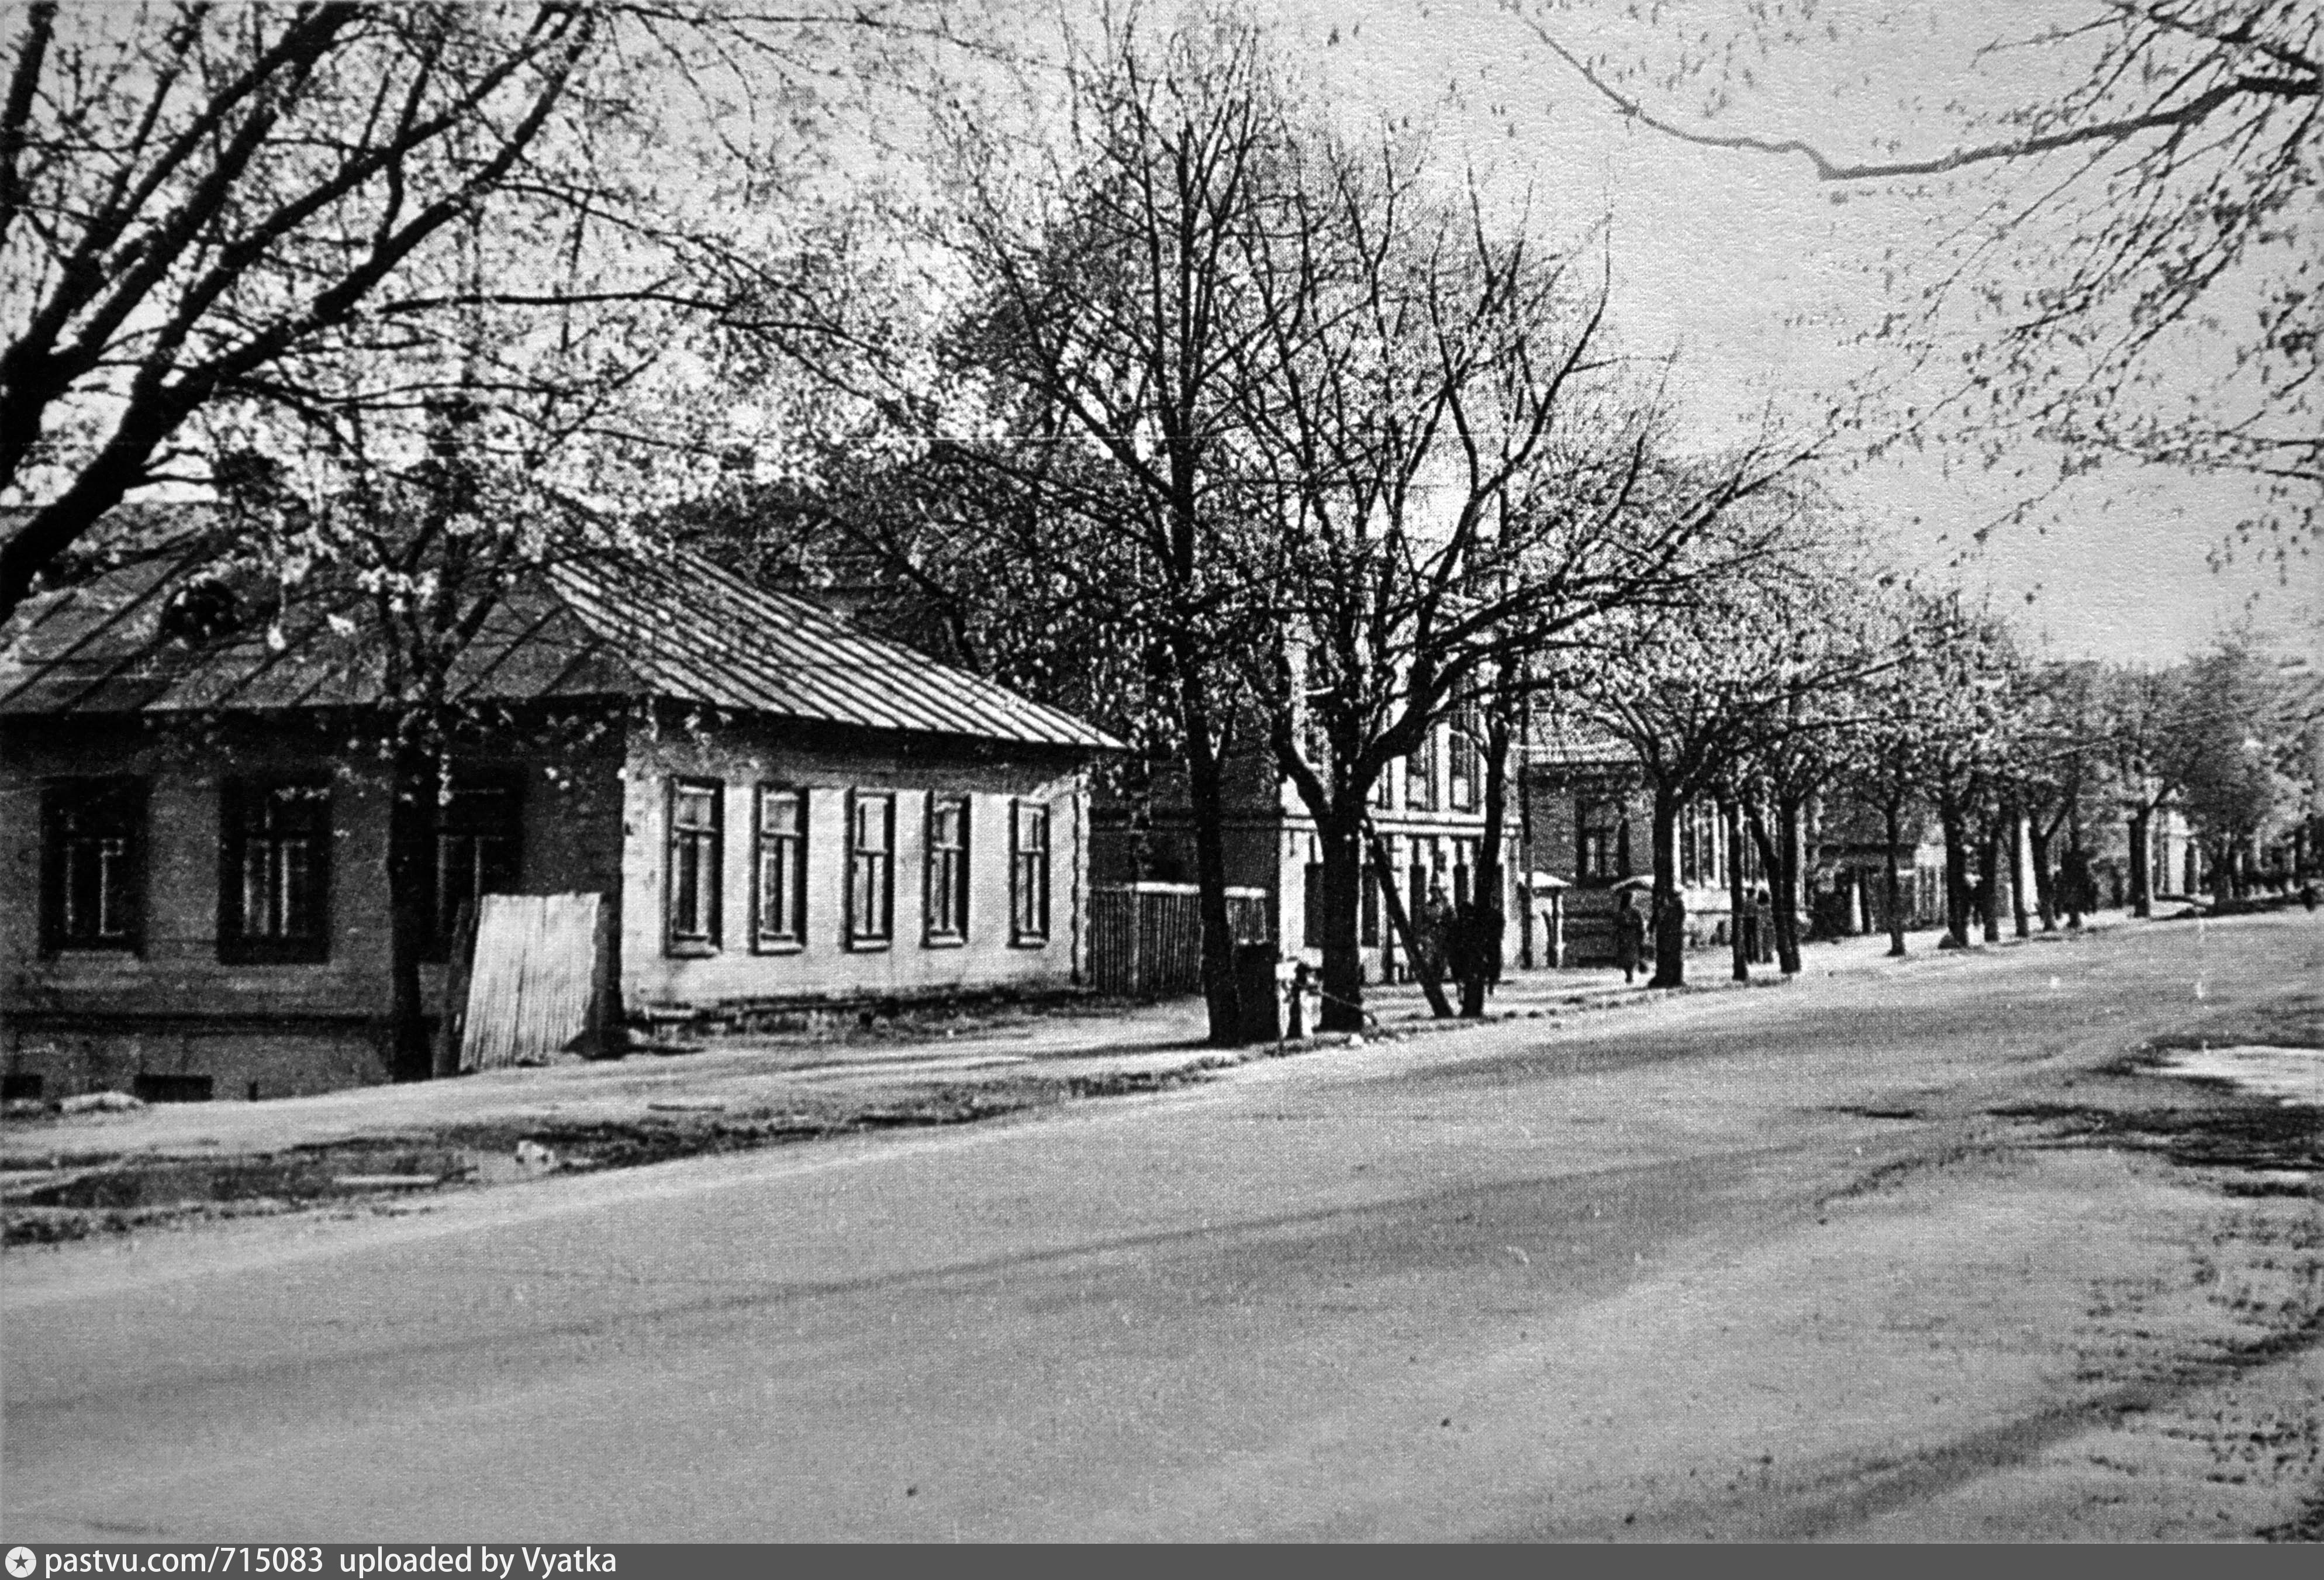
[460,892,604,1071]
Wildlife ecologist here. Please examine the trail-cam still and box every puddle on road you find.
[2,1141,537,1212]
[2152,1045,2323,1109]
[1992,1041,2322,1196]
[2,1089,1044,1246]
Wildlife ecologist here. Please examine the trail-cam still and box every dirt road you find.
[4,913,2318,1540]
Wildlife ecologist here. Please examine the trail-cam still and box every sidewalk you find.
[0,912,2131,1172]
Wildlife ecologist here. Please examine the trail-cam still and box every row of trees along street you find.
[5,4,2320,1057]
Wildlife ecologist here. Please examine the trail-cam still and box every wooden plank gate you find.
[1089,882,1269,999]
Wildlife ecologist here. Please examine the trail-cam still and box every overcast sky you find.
[1254,0,2318,669]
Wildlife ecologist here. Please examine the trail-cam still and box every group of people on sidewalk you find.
[1413,881,1504,996]
[1610,886,1781,986]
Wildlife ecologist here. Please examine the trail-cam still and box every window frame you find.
[1579,797,1629,885]
[923,792,971,946]
[217,775,333,965]
[665,777,724,956]
[845,789,896,948]
[39,777,147,957]
[751,785,810,952]
[426,769,524,961]
[1009,799,1051,946]
[1448,708,1480,812]
[1406,726,1439,812]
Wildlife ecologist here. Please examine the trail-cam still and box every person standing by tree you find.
[1614,889,1646,986]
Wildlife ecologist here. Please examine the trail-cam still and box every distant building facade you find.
[1093,708,1518,984]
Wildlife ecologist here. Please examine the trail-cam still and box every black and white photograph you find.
[1,0,2318,1547]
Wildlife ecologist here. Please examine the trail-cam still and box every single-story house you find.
[1,538,1117,1100]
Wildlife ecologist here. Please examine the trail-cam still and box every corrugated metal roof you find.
[0,544,1120,753]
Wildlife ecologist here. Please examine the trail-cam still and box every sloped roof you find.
[1523,717,1636,768]
[0,544,1119,752]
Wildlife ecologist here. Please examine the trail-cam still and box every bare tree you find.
[1878,592,2027,948]
[1519,1,2322,561]
[2177,637,2310,895]
[1727,567,1894,977]
[2098,662,2198,915]
[1848,607,1938,958]
[1239,160,1816,1020]
[2009,660,2109,931]
[940,12,1296,1044]
[0,0,957,616]
[1566,509,1843,989]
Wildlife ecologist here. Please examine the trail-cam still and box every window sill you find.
[665,940,721,959]
[845,937,893,953]
[750,938,806,955]
[1009,936,1050,950]
[922,934,966,950]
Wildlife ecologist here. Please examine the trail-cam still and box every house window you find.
[1448,709,1480,812]
[219,778,331,964]
[924,794,970,944]
[430,773,522,957]
[1010,800,1051,944]
[848,791,895,946]
[754,787,808,949]
[667,778,723,953]
[1406,727,1438,812]
[40,778,145,954]
[1579,799,1625,884]
[1372,762,1394,810]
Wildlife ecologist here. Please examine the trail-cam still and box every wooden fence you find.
[1089,882,1270,999]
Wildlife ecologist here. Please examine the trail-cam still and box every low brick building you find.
[1517,723,1741,967]
[1,543,1115,1100]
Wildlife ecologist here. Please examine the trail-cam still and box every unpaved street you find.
[5,915,2319,1541]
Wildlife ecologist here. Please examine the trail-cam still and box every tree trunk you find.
[1976,823,2002,943]
[2063,810,2087,930]
[1725,797,1750,982]
[1742,799,1797,977]
[2008,809,2030,939]
[2126,807,2153,919]
[1773,793,1804,977]
[2028,820,2057,932]
[385,738,438,1082]
[1366,825,1453,1017]
[1178,681,1244,1046]
[1460,696,1513,1019]
[1648,786,1686,989]
[1315,802,1366,1033]
[1882,796,1908,957]
[1515,694,1535,969]
[1938,792,1972,947]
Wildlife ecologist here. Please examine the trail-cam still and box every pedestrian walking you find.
[1614,889,1645,985]
[1420,880,1453,984]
